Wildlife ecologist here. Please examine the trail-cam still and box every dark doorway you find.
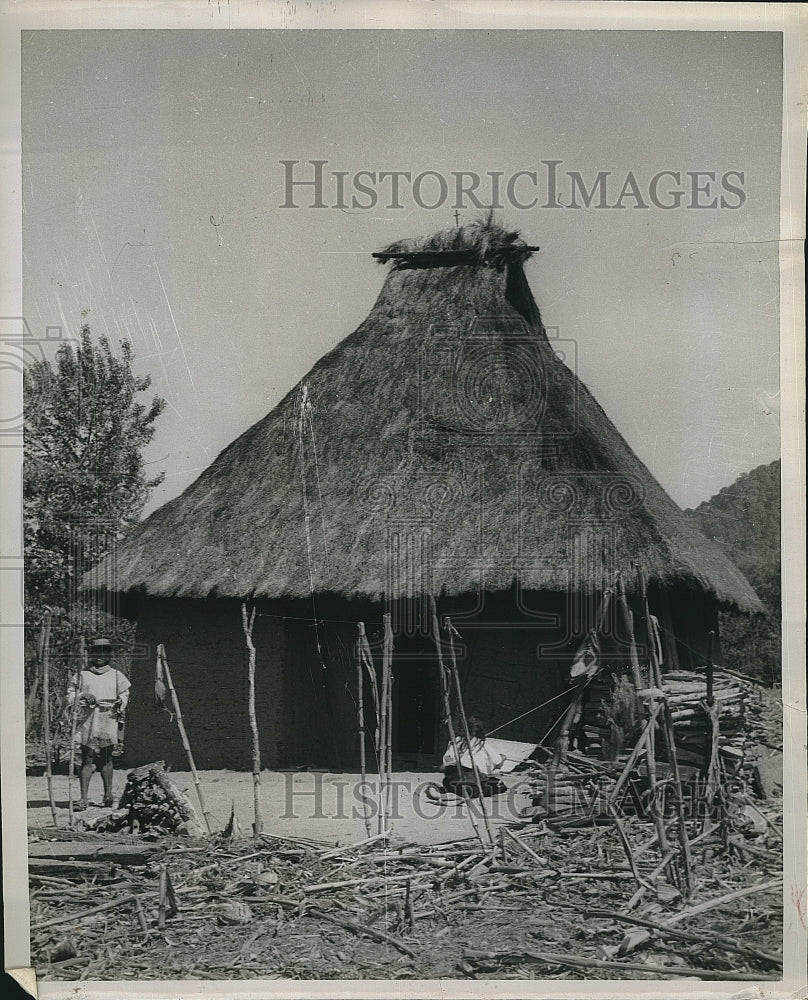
[393,657,440,769]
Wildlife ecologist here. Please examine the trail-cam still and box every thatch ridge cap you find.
[375,216,538,270]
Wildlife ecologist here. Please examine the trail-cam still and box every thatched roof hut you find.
[91,219,758,611]
[88,219,759,771]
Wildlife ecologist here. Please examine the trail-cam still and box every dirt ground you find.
[26,761,784,982]
[27,768,534,845]
[25,688,785,983]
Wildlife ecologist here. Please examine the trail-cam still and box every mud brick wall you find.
[124,596,359,771]
[123,588,718,771]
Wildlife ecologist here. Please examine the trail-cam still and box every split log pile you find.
[86,762,205,837]
[579,668,758,773]
[659,669,752,771]
[29,782,783,982]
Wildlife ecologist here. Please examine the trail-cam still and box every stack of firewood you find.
[87,762,205,836]
[566,666,757,777]
[659,670,750,770]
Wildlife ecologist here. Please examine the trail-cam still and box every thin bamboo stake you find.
[606,699,663,805]
[31,893,139,932]
[358,630,383,828]
[356,624,371,838]
[241,603,263,838]
[553,686,585,768]
[446,616,496,848]
[616,574,644,692]
[618,585,671,878]
[638,569,693,896]
[156,644,214,834]
[40,611,58,827]
[378,624,389,837]
[26,623,45,736]
[462,949,780,982]
[320,831,388,860]
[382,613,394,824]
[662,878,782,926]
[701,629,724,837]
[428,596,488,851]
[606,802,653,891]
[502,828,544,866]
[641,697,672,879]
[358,632,381,743]
[67,637,86,827]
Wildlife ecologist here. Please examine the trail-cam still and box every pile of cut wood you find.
[579,667,758,773]
[87,762,205,837]
[659,669,751,770]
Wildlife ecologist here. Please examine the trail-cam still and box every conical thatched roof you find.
[88,221,760,611]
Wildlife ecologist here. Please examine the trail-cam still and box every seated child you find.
[441,716,507,798]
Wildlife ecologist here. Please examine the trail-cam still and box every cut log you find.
[28,842,163,865]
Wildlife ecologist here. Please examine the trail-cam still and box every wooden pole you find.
[157,644,214,834]
[25,625,45,737]
[378,624,390,836]
[445,617,495,847]
[616,575,644,693]
[383,613,394,823]
[706,630,715,707]
[358,630,383,831]
[356,624,371,837]
[40,611,57,827]
[701,689,722,837]
[640,698,673,880]
[241,603,263,838]
[428,596,489,851]
[638,569,693,896]
[607,699,664,806]
[554,686,584,768]
[67,637,86,827]
[616,594,672,880]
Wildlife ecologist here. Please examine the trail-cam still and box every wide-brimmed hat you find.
[89,637,113,652]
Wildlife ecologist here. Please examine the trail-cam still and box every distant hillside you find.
[686,460,781,684]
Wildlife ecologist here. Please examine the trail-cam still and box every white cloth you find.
[441,737,502,776]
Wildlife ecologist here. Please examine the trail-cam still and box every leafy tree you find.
[24,326,165,735]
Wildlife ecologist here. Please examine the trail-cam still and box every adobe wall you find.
[124,596,359,770]
[123,588,719,771]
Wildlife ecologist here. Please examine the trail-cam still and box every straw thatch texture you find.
[86,228,760,611]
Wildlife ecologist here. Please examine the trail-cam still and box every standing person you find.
[66,638,130,809]
[441,716,507,798]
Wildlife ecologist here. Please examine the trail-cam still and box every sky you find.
[21,29,782,515]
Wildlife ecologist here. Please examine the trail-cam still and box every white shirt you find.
[441,737,501,776]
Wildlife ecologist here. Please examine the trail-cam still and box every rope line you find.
[487,687,575,736]
[255,612,362,626]
[538,701,572,746]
